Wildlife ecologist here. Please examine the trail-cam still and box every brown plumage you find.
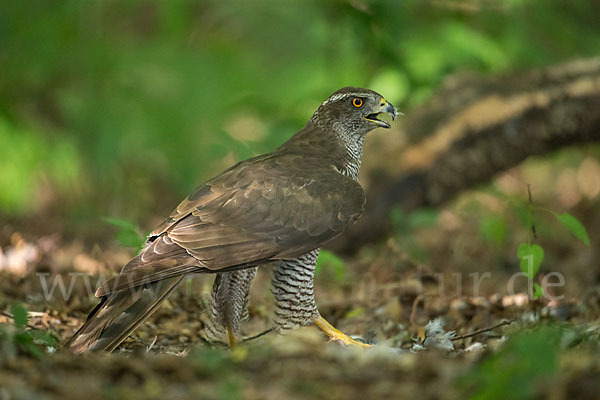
[66,87,397,353]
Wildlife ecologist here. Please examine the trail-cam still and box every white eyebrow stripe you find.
[321,92,372,106]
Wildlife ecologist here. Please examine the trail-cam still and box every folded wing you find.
[97,154,364,296]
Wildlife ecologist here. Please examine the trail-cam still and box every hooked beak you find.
[364,99,401,129]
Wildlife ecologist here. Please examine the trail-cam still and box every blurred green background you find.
[1,0,599,238]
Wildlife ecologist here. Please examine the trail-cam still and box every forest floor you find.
[1,158,600,400]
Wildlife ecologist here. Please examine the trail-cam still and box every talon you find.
[312,315,371,348]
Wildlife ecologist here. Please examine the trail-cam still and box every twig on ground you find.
[146,335,158,352]
[242,328,274,343]
[451,319,516,341]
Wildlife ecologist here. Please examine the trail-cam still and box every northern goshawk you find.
[66,87,397,353]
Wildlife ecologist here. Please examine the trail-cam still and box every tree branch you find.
[329,57,600,254]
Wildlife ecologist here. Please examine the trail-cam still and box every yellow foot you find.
[312,315,371,348]
[226,319,236,349]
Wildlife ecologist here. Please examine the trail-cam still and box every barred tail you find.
[65,276,184,354]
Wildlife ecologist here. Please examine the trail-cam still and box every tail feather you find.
[65,276,184,354]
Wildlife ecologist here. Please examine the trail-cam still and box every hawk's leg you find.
[312,315,371,347]
[271,250,320,331]
[204,267,258,347]
[271,249,370,347]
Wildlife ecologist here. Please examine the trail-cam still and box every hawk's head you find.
[310,87,398,136]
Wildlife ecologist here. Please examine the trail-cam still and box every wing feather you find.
[100,153,365,296]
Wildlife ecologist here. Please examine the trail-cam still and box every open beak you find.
[364,99,401,129]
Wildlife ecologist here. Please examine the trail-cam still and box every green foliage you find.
[103,217,147,250]
[406,208,439,229]
[189,346,234,375]
[315,250,346,282]
[0,303,58,359]
[464,326,561,400]
[512,200,589,297]
[1,0,599,221]
[516,243,544,279]
[479,215,507,248]
[481,188,592,297]
[391,207,439,233]
[11,302,28,327]
[553,212,590,246]
[218,376,243,400]
[188,346,245,399]
[0,119,80,214]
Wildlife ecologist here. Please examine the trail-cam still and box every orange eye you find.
[352,98,363,108]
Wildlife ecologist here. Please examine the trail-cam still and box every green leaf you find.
[554,213,590,246]
[115,230,145,249]
[30,330,58,347]
[533,283,544,300]
[103,217,140,232]
[103,217,146,250]
[10,303,28,328]
[517,243,544,278]
[315,250,346,282]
